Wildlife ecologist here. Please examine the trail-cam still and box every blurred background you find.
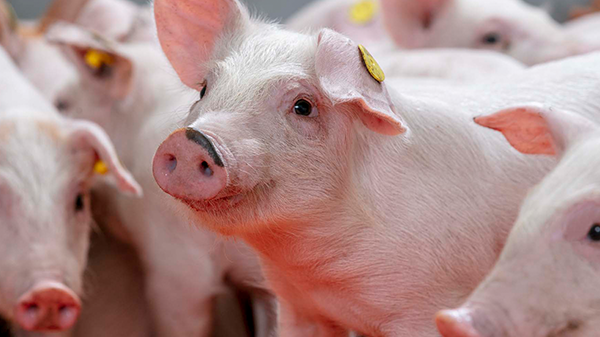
[6,0,594,22]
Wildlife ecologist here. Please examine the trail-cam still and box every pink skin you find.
[436,308,481,337]
[436,107,600,337]
[14,281,81,332]
[0,0,153,106]
[565,12,600,45]
[0,47,141,335]
[288,0,600,66]
[153,128,228,202]
[381,0,600,66]
[0,115,140,334]
[46,22,277,337]
[152,0,600,335]
[286,0,389,47]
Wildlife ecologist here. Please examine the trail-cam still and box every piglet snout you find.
[436,308,482,337]
[14,281,81,332]
[153,127,227,201]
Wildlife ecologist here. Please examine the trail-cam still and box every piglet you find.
[436,106,600,337]
[45,23,277,337]
[0,46,140,337]
[151,0,600,335]
[286,0,389,46]
[0,0,154,101]
[73,0,155,43]
[287,0,526,82]
[287,0,600,65]
[565,12,600,44]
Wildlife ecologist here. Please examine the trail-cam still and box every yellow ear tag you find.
[84,49,114,70]
[358,44,385,83]
[93,160,109,175]
[349,0,378,25]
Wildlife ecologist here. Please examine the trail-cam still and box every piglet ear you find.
[0,1,22,57]
[74,0,139,42]
[475,104,597,156]
[37,0,91,33]
[69,120,143,197]
[380,0,453,48]
[315,28,405,136]
[154,0,248,91]
[46,23,133,100]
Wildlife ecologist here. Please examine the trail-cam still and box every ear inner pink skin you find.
[315,29,405,136]
[474,107,557,156]
[154,0,236,90]
[69,120,143,196]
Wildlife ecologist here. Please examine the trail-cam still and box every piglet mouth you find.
[178,192,246,213]
[176,181,270,214]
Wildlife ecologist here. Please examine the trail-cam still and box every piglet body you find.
[0,46,140,337]
[437,101,600,337]
[151,0,600,335]
[46,23,277,337]
[565,12,600,44]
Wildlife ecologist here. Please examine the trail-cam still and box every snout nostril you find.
[166,154,177,173]
[200,161,213,177]
[25,304,39,313]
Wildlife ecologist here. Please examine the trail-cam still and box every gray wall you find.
[6,0,593,22]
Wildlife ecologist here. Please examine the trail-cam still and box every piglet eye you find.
[482,32,501,45]
[200,84,207,99]
[55,99,69,112]
[293,99,318,117]
[587,224,600,241]
[74,193,85,212]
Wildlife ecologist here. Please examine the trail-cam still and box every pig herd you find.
[0,0,600,336]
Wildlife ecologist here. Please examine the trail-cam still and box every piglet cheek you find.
[285,113,322,140]
[226,138,269,191]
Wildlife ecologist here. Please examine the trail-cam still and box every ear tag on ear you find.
[349,0,378,25]
[84,49,114,70]
[358,44,385,83]
[93,160,109,175]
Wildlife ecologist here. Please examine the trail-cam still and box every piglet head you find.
[0,112,140,332]
[380,0,600,65]
[152,0,406,235]
[46,22,135,129]
[437,105,600,337]
[1,0,93,101]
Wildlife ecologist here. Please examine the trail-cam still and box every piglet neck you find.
[242,204,376,277]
